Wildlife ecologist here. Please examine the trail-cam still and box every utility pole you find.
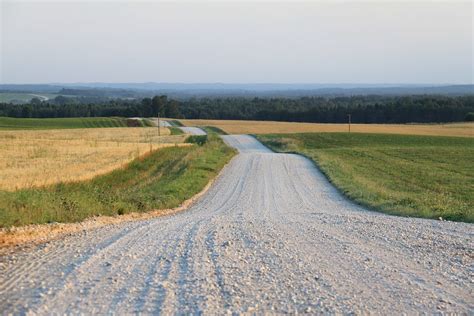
[348,114,351,133]
[157,115,161,137]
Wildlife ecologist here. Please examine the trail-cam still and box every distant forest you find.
[1,95,473,123]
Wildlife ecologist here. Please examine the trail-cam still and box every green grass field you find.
[0,93,58,103]
[0,135,236,227]
[257,133,474,222]
[0,117,154,130]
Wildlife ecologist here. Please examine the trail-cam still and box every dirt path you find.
[1,135,472,314]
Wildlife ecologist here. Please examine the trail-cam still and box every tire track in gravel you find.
[276,156,471,307]
[178,126,207,135]
[0,134,472,314]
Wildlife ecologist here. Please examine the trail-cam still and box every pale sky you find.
[1,0,473,84]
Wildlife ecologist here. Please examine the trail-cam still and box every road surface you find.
[146,118,171,127]
[0,135,472,314]
[178,126,207,135]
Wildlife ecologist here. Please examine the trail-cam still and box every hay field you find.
[0,127,187,191]
[180,119,474,137]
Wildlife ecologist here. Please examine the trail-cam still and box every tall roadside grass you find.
[0,135,236,227]
[257,133,474,223]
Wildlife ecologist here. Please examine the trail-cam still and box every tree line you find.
[179,95,474,123]
[1,94,473,123]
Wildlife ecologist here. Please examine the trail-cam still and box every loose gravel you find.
[0,135,472,314]
[178,126,207,135]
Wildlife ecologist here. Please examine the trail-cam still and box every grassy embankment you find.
[167,120,184,127]
[165,120,185,135]
[257,133,474,222]
[180,119,474,138]
[166,119,184,127]
[167,120,226,135]
[169,127,184,135]
[0,117,154,130]
[0,135,235,227]
[200,126,228,135]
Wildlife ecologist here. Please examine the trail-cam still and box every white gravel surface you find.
[178,126,207,135]
[0,135,472,314]
[148,119,171,127]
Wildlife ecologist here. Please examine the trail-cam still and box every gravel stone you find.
[0,135,472,314]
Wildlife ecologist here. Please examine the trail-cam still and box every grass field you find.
[0,117,155,130]
[0,135,236,227]
[180,119,474,138]
[257,133,474,222]
[0,93,58,103]
[0,127,181,191]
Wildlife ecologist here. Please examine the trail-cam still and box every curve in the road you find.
[0,135,472,314]
[178,126,207,135]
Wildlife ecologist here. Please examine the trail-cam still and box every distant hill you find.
[0,84,63,93]
[1,83,472,99]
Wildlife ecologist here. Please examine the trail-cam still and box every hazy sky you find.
[1,1,473,84]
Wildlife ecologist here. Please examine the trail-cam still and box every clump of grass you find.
[257,133,474,223]
[0,135,236,227]
[185,135,208,146]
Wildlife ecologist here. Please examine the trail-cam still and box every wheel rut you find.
[1,134,472,314]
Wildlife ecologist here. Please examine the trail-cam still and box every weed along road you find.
[0,135,472,314]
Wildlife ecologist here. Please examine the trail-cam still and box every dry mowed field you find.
[0,127,187,191]
[180,119,474,137]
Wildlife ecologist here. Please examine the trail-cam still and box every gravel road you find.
[158,120,171,127]
[178,126,207,135]
[1,135,472,314]
[147,118,171,127]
